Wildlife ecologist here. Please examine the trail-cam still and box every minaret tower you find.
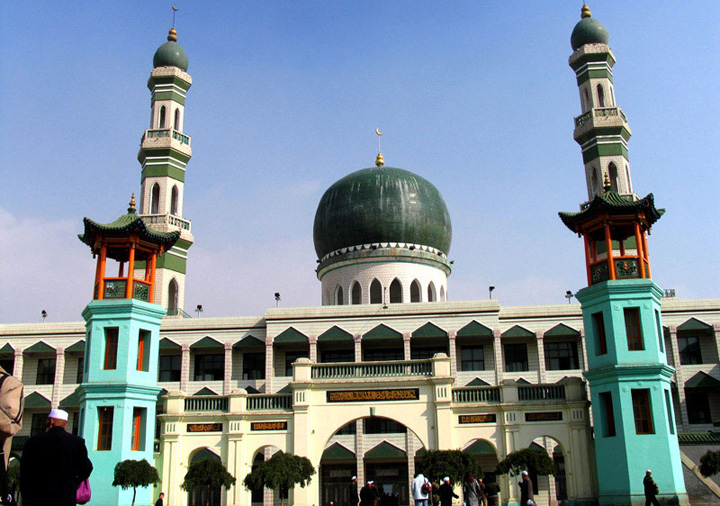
[570,4,634,201]
[77,196,179,506]
[137,27,194,316]
[560,6,687,506]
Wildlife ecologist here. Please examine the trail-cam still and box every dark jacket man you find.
[20,410,93,506]
[643,470,660,506]
[519,471,534,506]
[439,479,459,506]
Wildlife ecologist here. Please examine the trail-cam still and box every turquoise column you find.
[577,279,687,506]
[78,299,164,506]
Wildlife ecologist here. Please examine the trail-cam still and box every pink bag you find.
[76,479,91,504]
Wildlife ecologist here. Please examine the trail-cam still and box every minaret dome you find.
[570,4,609,50]
[153,28,189,71]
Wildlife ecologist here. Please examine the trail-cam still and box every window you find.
[174,108,180,130]
[686,391,711,424]
[411,346,447,360]
[664,390,675,434]
[76,357,84,383]
[678,335,702,365]
[335,421,356,435]
[389,279,402,303]
[170,186,179,215]
[440,286,445,301]
[351,282,361,304]
[336,285,344,305]
[410,280,421,303]
[504,343,528,372]
[599,392,616,437]
[104,328,119,369]
[158,355,181,381]
[364,418,406,434]
[608,163,618,192]
[631,389,654,434]
[461,346,485,371]
[167,279,178,314]
[151,183,160,214]
[284,351,308,376]
[31,413,48,437]
[591,168,599,195]
[242,352,265,379]
[98,407,114,450]
[36,358,56,385]
[137,330,150,371]
[545,342,579,370]
[194,353,224,381]
[320,350,354,363]
[131,407,146,451]
[363,348,403,362]
[427,282,436,302]
[597,84,605,107]
[592,312,607,355]
[583,88,590,110]
[370,279,382,304]
[624,308,643,350]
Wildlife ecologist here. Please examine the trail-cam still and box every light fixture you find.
[565,290,574,304]
[489,286,495,299]
[275,292,281,308]
[195,304,203,318]
[41,310,47,322]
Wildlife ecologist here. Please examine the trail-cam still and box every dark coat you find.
[519,477,534,506]
[439,482,458,506]
[20,426,93,506]
[351,481,360,506]
[360,484,379,506]
[643,475,659,497]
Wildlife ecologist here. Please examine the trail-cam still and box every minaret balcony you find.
[589,256,648,285]
[573,107,629,139]
[141,213,192,232]
[140,128,192,156]
[95,277,152,302]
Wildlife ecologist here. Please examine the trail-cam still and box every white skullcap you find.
[443,477,450,482]
[48,409,69,421]
[352,476,357,480]
[521,471,528,476]
[646,470,652,473]
[368,480,374,484]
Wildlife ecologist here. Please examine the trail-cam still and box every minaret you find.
[570,4,634,200]
[137,27,194,316]
[560,6,687,506]
[77,196,179,506]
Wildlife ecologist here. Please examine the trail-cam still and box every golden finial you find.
[603,173,611,192]
[375,128,384,167]
[128,194,136,213]
[581,4,591,19]
[167,28,178,42]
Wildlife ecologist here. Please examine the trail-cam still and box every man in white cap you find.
[439,476,458,506]
[643,470,660,506]
[350,475,359,506]
[518,471,534,506]
[20,408,93,506]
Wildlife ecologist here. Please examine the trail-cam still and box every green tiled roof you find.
[685,372,720,389]
[457,321,493,338]
[318,326,353,343]
[678,318,712,332]
[65,340,86,353]
[545,323,581,337]
[24,341,55,354]
[465,439,497,455]
[24,391,51,408]
[190,336,223,349]
[363,324,402,341]
[322,442,356,461]
[365,441,406,459]
[559,192,664,233]
[501,325,534,338]
[412,322,447,339]
[274,327,308,344]
[234,336,265,349]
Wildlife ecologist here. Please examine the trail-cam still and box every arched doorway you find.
[462,439,500,484]
[528,436,567,506]
[249,445,283,506]
[187,448,222,506]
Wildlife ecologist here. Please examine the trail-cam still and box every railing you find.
[246,394,292,411]
[518,385,566,401]
[574,107,627,128]
[184,396,229,412]
[452,387,501,403]
[141,213,192,231]
[103,278,127,299]
[311,360,433,379]
[142,128,191,146]
[133,280,151,302]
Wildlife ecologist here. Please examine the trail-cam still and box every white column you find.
[354,335,362,362]
[403,334,411,361]
[52,347,65,408]
[309,337,317,363]
[536,332,547,383]
[265,342,274,393]
[356,418,365,486]
[493,330,504,384]
[448,332,457,376]
[180,343,190,393]
[13,349,24,382]
[223,343,233,394]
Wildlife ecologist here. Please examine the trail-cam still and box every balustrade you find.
[311,360,432,379]
[184,396,229,412]
[142,128,191,146]
[246,394,292,411]
[518,384,566,401]
[574,107,627,128]
[452,386,501,403]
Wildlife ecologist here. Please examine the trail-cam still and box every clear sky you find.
[1,1,718,323]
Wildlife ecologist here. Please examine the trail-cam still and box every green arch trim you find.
[544,323,581,337]
[464,439,497,455]
[365,441,406,459]
[318,326,353,343]
[274,327,308,344]
[678,318,712,332]
[160,338,182,350]
[190,336,223,349]
[501,325,534,338]
[24,341,55,354]
[322,442,356,461]
[234,336,264,349]
[412,322,447,339]
[0,343,14,355]
[191,448,221,463]
[24,391,51,408]
[65,340,86,353]
[363,324,402,341]
[457,321,493,338]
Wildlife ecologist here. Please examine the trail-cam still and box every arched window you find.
[597,85,605,107]
[159,106,167,128]
[591,168,599,195]
[370,279,382,304]
[336,285,344,306]
[440,286,446,301]
[608,163,619,192]
[351,282,362,305]
[151,183,160,214]
[174,109,180,130]
[583,88,591,110]
[170,186,179,215]
[625,164,632,192]
[427,282,436,302]
[410,280,421,303]
[389,279,403,303]
[167,279,178,315]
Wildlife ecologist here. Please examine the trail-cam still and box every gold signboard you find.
[187,423,223,432]
[525,412,563,422]
[251,421,288,431]
[327,388,420,403]
[459,414,497,424]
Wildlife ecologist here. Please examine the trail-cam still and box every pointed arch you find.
[174,108,180,130]
[389,278,403,303]
[159,105,167,128]
[170,185,179,215]
[591,168,599,195]
[167,278,178,315]
[370,279,382,304]
[427,281,436,302]
[351,281,362,305]
[608,163,619,191]
[583,88,590,111]
[597,84,605,107]
[440,285,446,301]
[335,285,344,306]
[410,279,421,303]
[151,183,160,214]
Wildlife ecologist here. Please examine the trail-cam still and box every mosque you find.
[2,5,719,506]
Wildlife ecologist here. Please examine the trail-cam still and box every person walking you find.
[360,480,380,506]
[463,473,482,506]
[351,476,360,506]
[518,471,534,506]
[477,477,487,506]
[412,473,431,506]
[643,470,660,506]
[19,409,93,506]
[438,477,458,506]
[484,479,500,506]
[155,492,165,506]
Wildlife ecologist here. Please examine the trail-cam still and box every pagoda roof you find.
[559,191,664,233]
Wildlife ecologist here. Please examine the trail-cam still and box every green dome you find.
[571,16,609,51]
[153,29,188,71]
[313,166,452,259]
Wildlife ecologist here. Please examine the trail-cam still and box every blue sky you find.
[1,1,718,323]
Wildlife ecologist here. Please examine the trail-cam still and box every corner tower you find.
[313,152,452,306]
[137,28,194,316]
[560,6,687,506]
